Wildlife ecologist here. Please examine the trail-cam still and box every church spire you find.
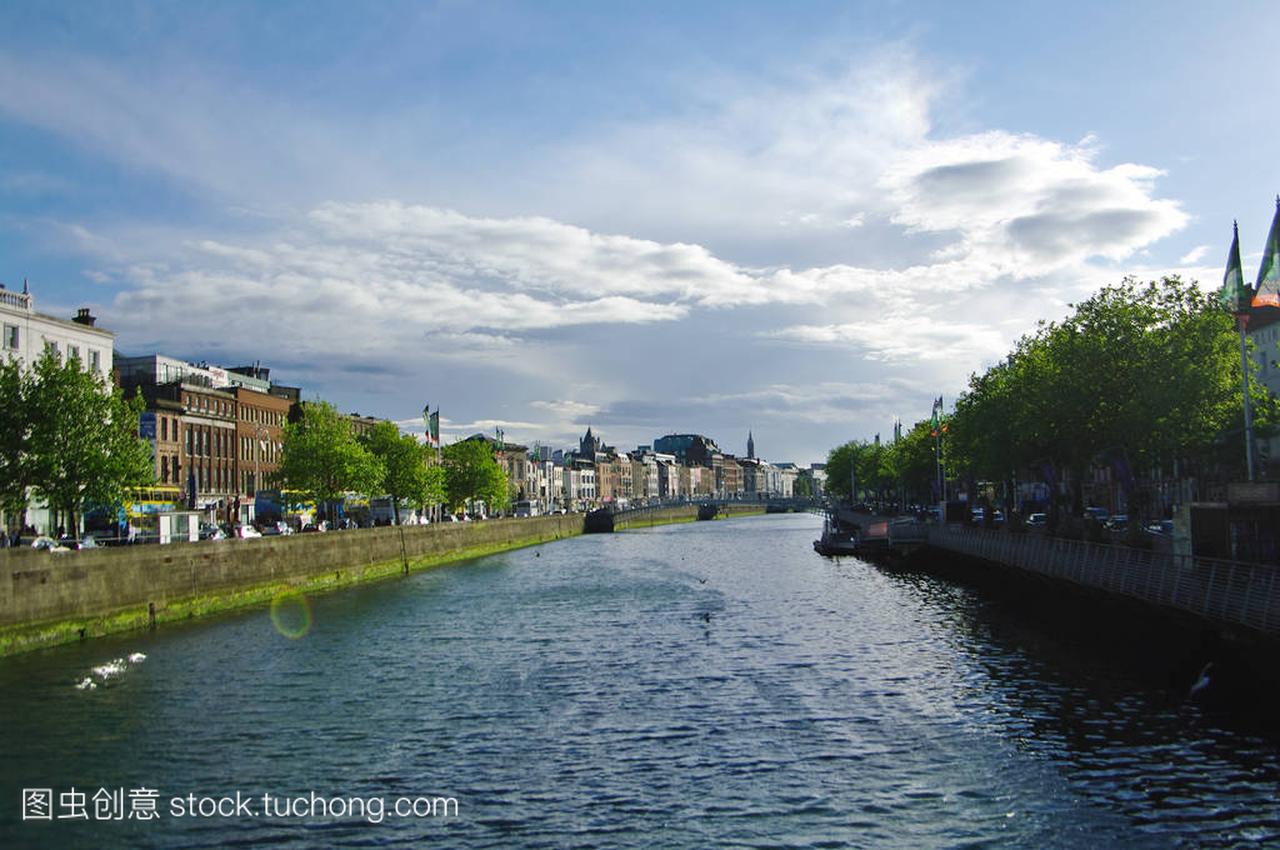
[747,430,755,459]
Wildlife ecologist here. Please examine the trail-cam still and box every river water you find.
[1,513,1277,848]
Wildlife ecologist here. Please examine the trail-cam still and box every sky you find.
[2,1,1278,465]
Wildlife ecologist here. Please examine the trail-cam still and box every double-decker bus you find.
[84,485,184,543]
[254,489,318,527]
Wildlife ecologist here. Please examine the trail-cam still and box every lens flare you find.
[270,590,312,639]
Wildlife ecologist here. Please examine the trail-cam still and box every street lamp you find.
[253,425,270,520]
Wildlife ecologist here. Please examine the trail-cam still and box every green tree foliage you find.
[13,350,154,534]
[442,439,509,515]
[0,358,34,528]
[946,277,1272,511]
[279,401,384,522]
[825,440,888,502]
[359,421,446,522]
[884,420,941,504]
[824,277,1273,516]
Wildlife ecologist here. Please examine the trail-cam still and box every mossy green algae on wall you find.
[0,515,582,656]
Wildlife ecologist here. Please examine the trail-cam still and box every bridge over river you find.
[583,496,825,532]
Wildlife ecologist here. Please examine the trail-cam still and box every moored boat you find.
[813,518,860,556]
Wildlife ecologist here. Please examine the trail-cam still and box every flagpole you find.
[1223,219,1257,481]
[1237,315,1256,481]
[933,396,945,504]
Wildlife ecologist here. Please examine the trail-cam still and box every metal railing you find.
[927,525,1280,637]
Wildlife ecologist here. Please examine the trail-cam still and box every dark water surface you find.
[2,513,1277,848]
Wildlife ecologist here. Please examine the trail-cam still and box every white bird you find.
[128,652,146,664]
[1188,662,1214,700]
[92,659,127,679]
[75,678,96,690]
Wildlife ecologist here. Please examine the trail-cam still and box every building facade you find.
[1,287,117,535]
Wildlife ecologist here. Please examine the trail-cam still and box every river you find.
[1,512,1277,848]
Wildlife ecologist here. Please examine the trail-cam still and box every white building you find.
[1,287,113,380]
[115,353,270,393]
[1,285,116,535]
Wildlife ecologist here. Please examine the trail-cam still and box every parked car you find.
[199,523,226,541]
[232,525,262,539]
[1145,519,1174,537]
[1026,512,1047,528]
[1084,506,1109,522]
[31,536,70,552]
[1103,514,1129,532]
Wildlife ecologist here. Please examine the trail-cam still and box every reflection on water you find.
[1,513,1276,848]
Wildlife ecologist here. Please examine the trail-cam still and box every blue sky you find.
[2,1,1278,464]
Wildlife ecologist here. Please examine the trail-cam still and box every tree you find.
[942,276,1270,520]
[442,439,509,516]
[0,359,35,532]
[279,401,384,524]
[22,349,154,535]
[359,421,446,523]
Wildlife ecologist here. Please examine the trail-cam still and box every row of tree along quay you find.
[825,275,1280,557]
[281,402,510,527]
[0,353,513,547]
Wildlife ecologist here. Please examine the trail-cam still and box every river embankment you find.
[0,505,768,656]
[1,514,588,656]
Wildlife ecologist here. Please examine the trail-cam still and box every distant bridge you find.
[585,497,826,532]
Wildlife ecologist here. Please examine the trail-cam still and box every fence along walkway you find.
[926,525,1280,638]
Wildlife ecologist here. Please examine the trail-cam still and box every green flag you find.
[1252,197,1280,309]
[1221,221,1251,313]
[428,410,440,445]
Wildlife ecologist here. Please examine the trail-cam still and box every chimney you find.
[73,307,97,327]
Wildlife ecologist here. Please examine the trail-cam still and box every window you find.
[68,345,80,361]
[44,339,59,358]
[90,350,100,372]
[161,417,168,442]
[161,456,169,483]
[3,324,17,350]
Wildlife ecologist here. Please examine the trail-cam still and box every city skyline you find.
[2,2,1279,466]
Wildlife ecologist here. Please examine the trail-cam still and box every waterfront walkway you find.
[926,525,1280,639]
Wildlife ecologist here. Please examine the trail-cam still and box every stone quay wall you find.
[0,515,583,652]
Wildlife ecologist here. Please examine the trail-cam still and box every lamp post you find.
[253,425,270,520]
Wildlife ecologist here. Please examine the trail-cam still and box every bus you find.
[254,489,318,528]
[84,485,184,543]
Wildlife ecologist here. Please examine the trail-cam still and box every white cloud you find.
[1179,245,1210,265]
[766,315,1009,364]
[882,133,1188,276]
[531,399,602,419]
[3,45,1198,462]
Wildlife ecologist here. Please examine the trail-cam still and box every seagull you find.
[1188,662,1215,700]
[697,578,707,585]
[702,611,712,623]
[128,652,146,664]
